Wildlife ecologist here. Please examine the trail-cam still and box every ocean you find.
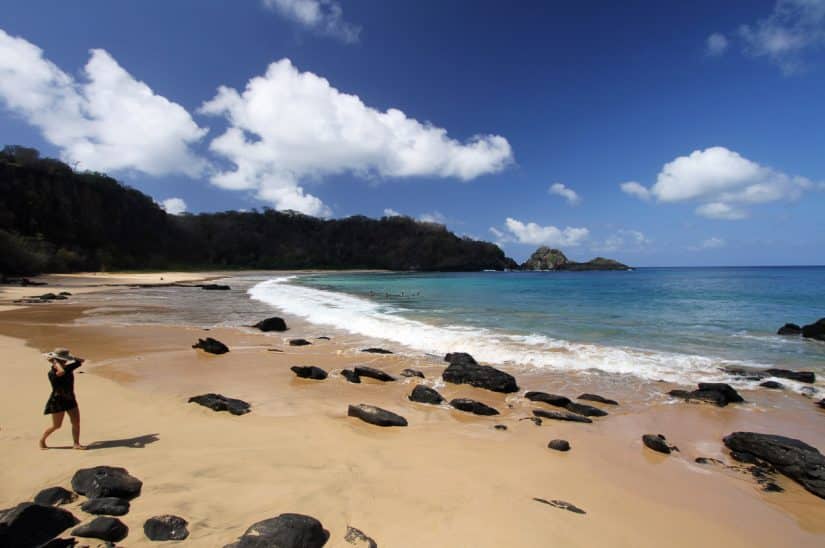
[247,267,825,393]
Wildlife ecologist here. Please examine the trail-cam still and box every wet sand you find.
[1,272,824,547]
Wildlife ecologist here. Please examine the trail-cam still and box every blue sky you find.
[1,0,823,266]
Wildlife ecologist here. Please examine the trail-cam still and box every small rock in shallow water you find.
[290,366,328,380]
[400,368,424,378]
[354,366,395,382]
[764,368,815,384]
[533,498,586,515]
[192,337,229,354]
[253,316,288,332]
[341,369,361,383]
[532,409,591,423]
[289,338,312,346]
[760,380,783,389]
[72,516,129,542]
[642,434,675,455]
[71,466,143,500]
[577,393,618,405]
[34,486,77,506]
[548,439,571,452]
[408,385,444,405]
[450,398,499,416]
[348,404,408,427]
[361,347,392,354]
[80,497,130,516]
[188,393,251,416]
[0,502,79,547]
[344,525,377,547]
[144,515,189,541]
[224,513,329,548]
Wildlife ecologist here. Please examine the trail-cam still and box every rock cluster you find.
[442,353,518,393]
[776,317,825,341]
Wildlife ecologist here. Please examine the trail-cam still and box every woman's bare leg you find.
[40,412,64,449]
[67,407,84,449]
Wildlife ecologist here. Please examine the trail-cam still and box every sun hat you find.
[44,348,77,362]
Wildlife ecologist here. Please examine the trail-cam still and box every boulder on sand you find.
[80,497,130,516]
[400,368,425,378]
[723,432,825,500]
[578,393,618,405]
[224,513,329,548]
[777,323,802,336]
[144,515,190,541]
[548,439,571,452]
[198,284,230,290]
[341,369,361,383]
[192,337,229,354]
[71,516,129,543]
[565,402,608,417]
[188,393,251,415]
[253,317,288,332]
[71,466,142,500]
[347,404,408,427]
[290,366,328,380]
[450,398,499,416]
[409,385,445,405]
[0,502,79,547]
[668,382,744,407]
[442,352,518,393]
[532,409,592,423]
[353,366,396,382]
[525,391,571,407]
[361,348,393,354]
[801,318,825,341]
[642,434,676,455]
[760,381,784,389]
[34,487,77,506]
[344,525,377,548]
[764,368,815,384]
[289,338,312,346]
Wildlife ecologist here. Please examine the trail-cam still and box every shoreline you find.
[1,272,824,546]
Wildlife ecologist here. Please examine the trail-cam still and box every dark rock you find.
[494,424,508,431]
[353,366,396,382]
[565,402,608,417]
[34,486,77,506]
[290,366,328,380]
[341,369,361,383]
[225,514,329,548]
[344,525,377,548]
[198,284,231,290]
[668,382,744,407]
[289,339,312,346]
[71,466,142,500]
[144,515,189,541]
[316,336,331,340]
[253,317,288,332]
[80,498,130,516]
[532,409,592,423]
[450,398,499,416]
[408,385,444,405]
[520,416,543,426]
[763,481,784,493]
[695,457,723,465]
[765,368,815,384]
[442,353,518,393]
[361,348,392,354]
[642,434,673,455]
[801,318,825,341]
[347,404,408,427]
[0,502,79,547]
[723,432,825,500]
[521,247,569,270]
[722,367,768,381]
[777,323,802,336]
[58,291,72,296]
[71,516,128,542]
[532,498,586,515]
[188,393,251,416]
[400,368,424,378]
[760,381,784,389]
[38,292,67,300]
[548,439,571,452]
[192,337,229,354]
[730,450,760,464]
[525,391,570,407]
[818,399,825,410]
[578,393,618,405]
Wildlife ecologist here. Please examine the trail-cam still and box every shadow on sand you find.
[86,433,160,450]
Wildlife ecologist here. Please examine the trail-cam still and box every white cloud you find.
[619,181,651,201]
[497,217,589,247]
[262,0,361,43]
[548,182,581,205]
[199,58,512,217]
[0,29,207,177]
[593,229,650,253]
[419,211,446,224]
[161,197,187,215]
[690,237,726,251]
[621,147,816,220]
[695,202,748,220]
[383,208,401,217]
[706,33,729,56]
[738,0,825,74]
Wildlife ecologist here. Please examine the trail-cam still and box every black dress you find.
[43,360,81,414]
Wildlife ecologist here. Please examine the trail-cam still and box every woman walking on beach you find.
[40,348,85,450]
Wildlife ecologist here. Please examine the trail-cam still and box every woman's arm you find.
[64,359,84,373]
[53,361,66,377]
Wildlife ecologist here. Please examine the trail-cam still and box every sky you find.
[1,0,824,266]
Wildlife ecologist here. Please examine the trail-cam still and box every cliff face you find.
[521,247,630,271]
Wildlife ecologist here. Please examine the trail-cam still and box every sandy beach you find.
[2,272,824,547]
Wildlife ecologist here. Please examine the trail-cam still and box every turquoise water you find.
[248,268,825,389]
